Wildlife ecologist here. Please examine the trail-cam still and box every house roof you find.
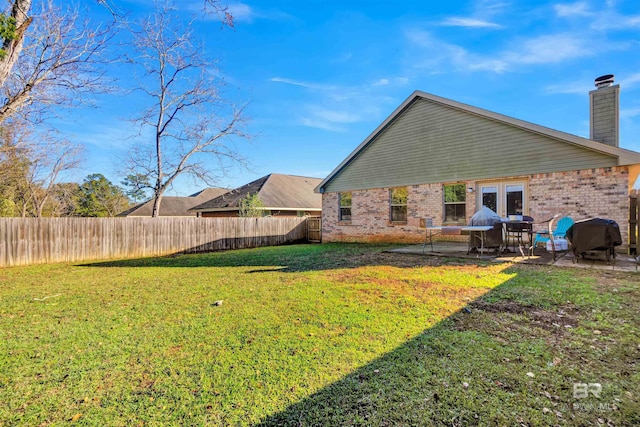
[190,173,323,212]
[117,187,229,217]
[316,90,640,193]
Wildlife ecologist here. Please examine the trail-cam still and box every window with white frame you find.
[390,187,408,222]
[443,183,466,223]
[339,192,352,221]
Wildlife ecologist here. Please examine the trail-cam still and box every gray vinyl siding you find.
[324,98,618,192]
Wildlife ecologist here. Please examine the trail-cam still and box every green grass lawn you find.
[1,243,638,426]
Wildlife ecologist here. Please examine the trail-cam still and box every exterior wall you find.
[324,98,618,193]
[322,166,631,246]
[528,166,629,244]
[322,181,476,244]
[202,211,238,218]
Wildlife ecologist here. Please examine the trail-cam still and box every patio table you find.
[423,225,496,258]
[423,226,463,253]
[502,220,534,256]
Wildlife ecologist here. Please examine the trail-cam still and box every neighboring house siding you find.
[201,210,319,218]
[324,98,617,193]
[202,211,238,218]
[322,166,630,246]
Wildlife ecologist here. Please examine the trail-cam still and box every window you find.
[444,183,466,223]
[339,192,352,221]
[390,187,407,222]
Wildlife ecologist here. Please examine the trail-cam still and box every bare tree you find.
[0,123,83,217]
[46,181,80,217]
[23,138,83,217]
[0,0,115,124]
[124,0,247,217]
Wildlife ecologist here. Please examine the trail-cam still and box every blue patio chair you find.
[533,216,574,248]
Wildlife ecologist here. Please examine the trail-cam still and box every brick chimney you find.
[589,74,619,147]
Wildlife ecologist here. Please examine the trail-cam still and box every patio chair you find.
[532,216,574,256]
[504,215,534,257]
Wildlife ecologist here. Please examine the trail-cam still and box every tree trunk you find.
[151,193,163,218]
[0,0,33,88]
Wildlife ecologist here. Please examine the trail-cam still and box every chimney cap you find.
[594,74,615,88]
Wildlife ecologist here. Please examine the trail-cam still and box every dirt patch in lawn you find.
[341,251,475,269]
[452,300,581,347]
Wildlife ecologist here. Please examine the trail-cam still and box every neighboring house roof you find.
[117,187,229,217]
[316,90,640,193]
[190,174,323,212]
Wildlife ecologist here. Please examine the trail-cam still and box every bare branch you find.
[0,0,117,124]
[123,0,248,217]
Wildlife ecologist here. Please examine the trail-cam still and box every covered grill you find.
[468,206,504,251]
[566,218,622,262]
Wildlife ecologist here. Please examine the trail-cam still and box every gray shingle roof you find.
[117,187,229,217]
[190,174,323,211]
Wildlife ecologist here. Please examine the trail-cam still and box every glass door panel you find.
[481,186,498,213]
[505,184,524,216]
[478,182,527,217]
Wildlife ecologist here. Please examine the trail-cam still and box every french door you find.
[478,181,527,218]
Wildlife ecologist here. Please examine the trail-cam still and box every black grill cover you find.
[566,218,622,256]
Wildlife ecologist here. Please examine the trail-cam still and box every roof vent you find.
[594,74,615,89]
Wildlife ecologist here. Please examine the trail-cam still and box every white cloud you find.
[269,75,397,132]
[620,73,640,88]
[300,118,346,132]
[439,17,502,28]
[372,78,390,86]
[544,81,591,95]
[554,2,592,17]
[621,107,640,119]
[505,34,593,65]
[307,107,361,124]
[270,77,331,91]
[590,11,640,30]
[406,28,598,74]
[227,3,255,23]
[205,3,295,24]
[475,0,511,16]
[405,29,508,73]
[301,107,361,131]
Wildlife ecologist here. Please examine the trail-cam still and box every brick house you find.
[190,173,322,217]
[315,76,640,247]
[117,187,229,217]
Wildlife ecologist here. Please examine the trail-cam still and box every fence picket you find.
[0,217,309,267]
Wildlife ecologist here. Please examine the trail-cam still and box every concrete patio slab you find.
[387,242,639,272]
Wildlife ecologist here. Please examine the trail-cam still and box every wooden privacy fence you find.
[307,217,321,242]
[631,192,638,255]
[0,217,308,267]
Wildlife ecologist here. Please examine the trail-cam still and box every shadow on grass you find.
[252,304,555,425]
[251,264,637,426]
[77,243,451,273]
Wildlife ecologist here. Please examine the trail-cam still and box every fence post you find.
[630,192,638,255]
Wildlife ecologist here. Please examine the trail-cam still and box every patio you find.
[387,241,639,272]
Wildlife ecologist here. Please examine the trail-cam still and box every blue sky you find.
[60,0,640,195]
